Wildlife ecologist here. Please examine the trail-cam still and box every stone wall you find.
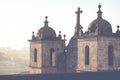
[66,36,78,72]
[29,40,66,74]
[77,37,98,72]
[97,37,120,71]
[41,40,66,73]
[30,41,42,68]
[77,36,120,72]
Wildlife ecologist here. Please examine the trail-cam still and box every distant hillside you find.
[0,52,11,61]
[0,47,29,75]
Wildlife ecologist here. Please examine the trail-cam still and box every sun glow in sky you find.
[0,0,119,49]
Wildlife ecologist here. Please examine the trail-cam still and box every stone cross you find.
[75,7,83,36]
[75,7,82,26]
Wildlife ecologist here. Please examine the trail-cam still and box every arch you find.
[85,45,89,65]
[108,45,114,66]
[50,48,56,66]
[34,48,37,62]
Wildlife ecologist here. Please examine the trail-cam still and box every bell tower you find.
[28,16,66,74]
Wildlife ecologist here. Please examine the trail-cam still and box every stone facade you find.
[28,4,120,74]
[29,40,65,74]
[76,4,120,72]
[77,37,120,72]
[77,37,98,72]
[97,37,120,71]
[66,36,78,72]
[28,16,66,74]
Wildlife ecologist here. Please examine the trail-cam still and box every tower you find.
[28,16,66,74]
[77,4,120,72]
[66,7,83,72]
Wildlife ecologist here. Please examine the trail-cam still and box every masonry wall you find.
[30,41,42,68]
[77,36,120,72]
[29,40,66,74]
[66,36,78,73]
[77,37,98,72]
[29,41,42,74]
[97,37,120,71]
[41,40,66,73]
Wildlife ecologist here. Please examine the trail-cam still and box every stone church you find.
[28,4,120,74]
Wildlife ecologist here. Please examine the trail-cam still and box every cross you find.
[75,7,82,26]
[74,7,83,36]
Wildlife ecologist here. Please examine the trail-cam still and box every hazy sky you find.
[0,0,119,49]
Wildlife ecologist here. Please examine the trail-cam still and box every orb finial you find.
[63,34,66,40]
[32,31,34,34]
[59,31,61,34]
[45,16,48,21]
[97,3,102,18]
[44,16,49,27]
[117,25,120,30]
[98,3,101,10]
[58,31,62,40]
[32,31,35,39]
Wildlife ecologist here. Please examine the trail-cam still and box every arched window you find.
[34,48,37,62]
[108,45,113,66]
[85,46,89,65]
[50,48,56,66]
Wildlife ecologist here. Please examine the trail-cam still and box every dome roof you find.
[87,4,112,36]
[36,16,56,40]
[88,18,112,33]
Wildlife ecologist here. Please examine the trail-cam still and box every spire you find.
[44,16,49,27]
[75,7,83,36]
[97,3,103,18]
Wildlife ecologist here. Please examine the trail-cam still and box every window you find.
[50,48,56,66]
[34,48,37,62]
[85,46,89,65]
[108,45,113,66]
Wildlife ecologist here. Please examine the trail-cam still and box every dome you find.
[88,18,112,34]
[87,4,112,36]
[36,16,56,40]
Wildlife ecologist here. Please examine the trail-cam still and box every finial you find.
[97,3,102,18]
[98,3,101,10]
[63,34,66,40]
[32,31,34,35]
[44,16,49,27]
[116,25,120,35]
[117,25,120,30]
[58,31,62,40]
[32,31,35,39]
[117,25,119,28]
[45,16,48,21]
[59,31,61,34]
